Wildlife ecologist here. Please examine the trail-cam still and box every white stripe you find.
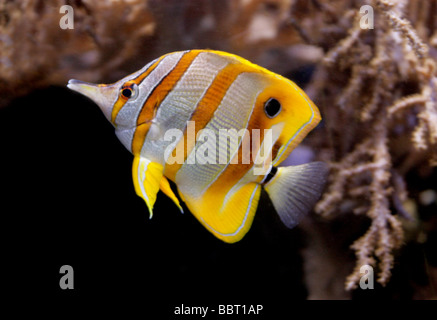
[140,51,229,163]
[114,52,186,152]
[176,72,267,199]
[138,157,150,203]
[221,122,283,205]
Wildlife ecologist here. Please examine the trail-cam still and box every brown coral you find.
[308,0,437,290]
[0,0,156,106]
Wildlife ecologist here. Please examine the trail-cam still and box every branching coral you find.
[388,68,437,162]
[309,0,437,290]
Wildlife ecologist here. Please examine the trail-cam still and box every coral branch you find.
[378,0,429,59]
[312,0,436,290]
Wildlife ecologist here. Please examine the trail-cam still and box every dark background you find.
[1,86,307,315]
[2,87,436,316]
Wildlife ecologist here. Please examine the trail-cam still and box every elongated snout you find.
[67,79,119,123]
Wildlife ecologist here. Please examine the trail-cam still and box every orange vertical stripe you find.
[164,60,261,181]
[131,50,200,155]
[111,55,167,124]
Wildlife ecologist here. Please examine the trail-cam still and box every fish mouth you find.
[67,79,94,87]
[67,79,102,98]
[67,79,104,93]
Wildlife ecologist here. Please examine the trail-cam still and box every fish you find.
[67,49,328,243]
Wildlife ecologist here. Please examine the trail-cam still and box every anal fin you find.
[181,182,261,243]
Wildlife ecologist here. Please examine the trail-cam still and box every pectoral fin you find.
[132,156,163,219]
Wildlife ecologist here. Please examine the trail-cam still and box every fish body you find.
[67,50,327,243]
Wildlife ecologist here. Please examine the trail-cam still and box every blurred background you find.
[1,0,436,306]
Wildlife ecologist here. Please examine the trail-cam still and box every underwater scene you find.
[1,0,436,312]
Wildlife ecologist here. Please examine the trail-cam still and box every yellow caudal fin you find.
[181,182,261,243]
[159,176,184,213]
[132,156,163,219]
[264,162,328,228]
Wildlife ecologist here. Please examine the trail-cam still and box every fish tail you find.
[263,162,328,228]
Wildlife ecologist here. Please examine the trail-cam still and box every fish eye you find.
[121,83,138,100]
[264,98,281,118]
[122,88,132,98]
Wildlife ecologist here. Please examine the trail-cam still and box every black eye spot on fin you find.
[264,98,281,118]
